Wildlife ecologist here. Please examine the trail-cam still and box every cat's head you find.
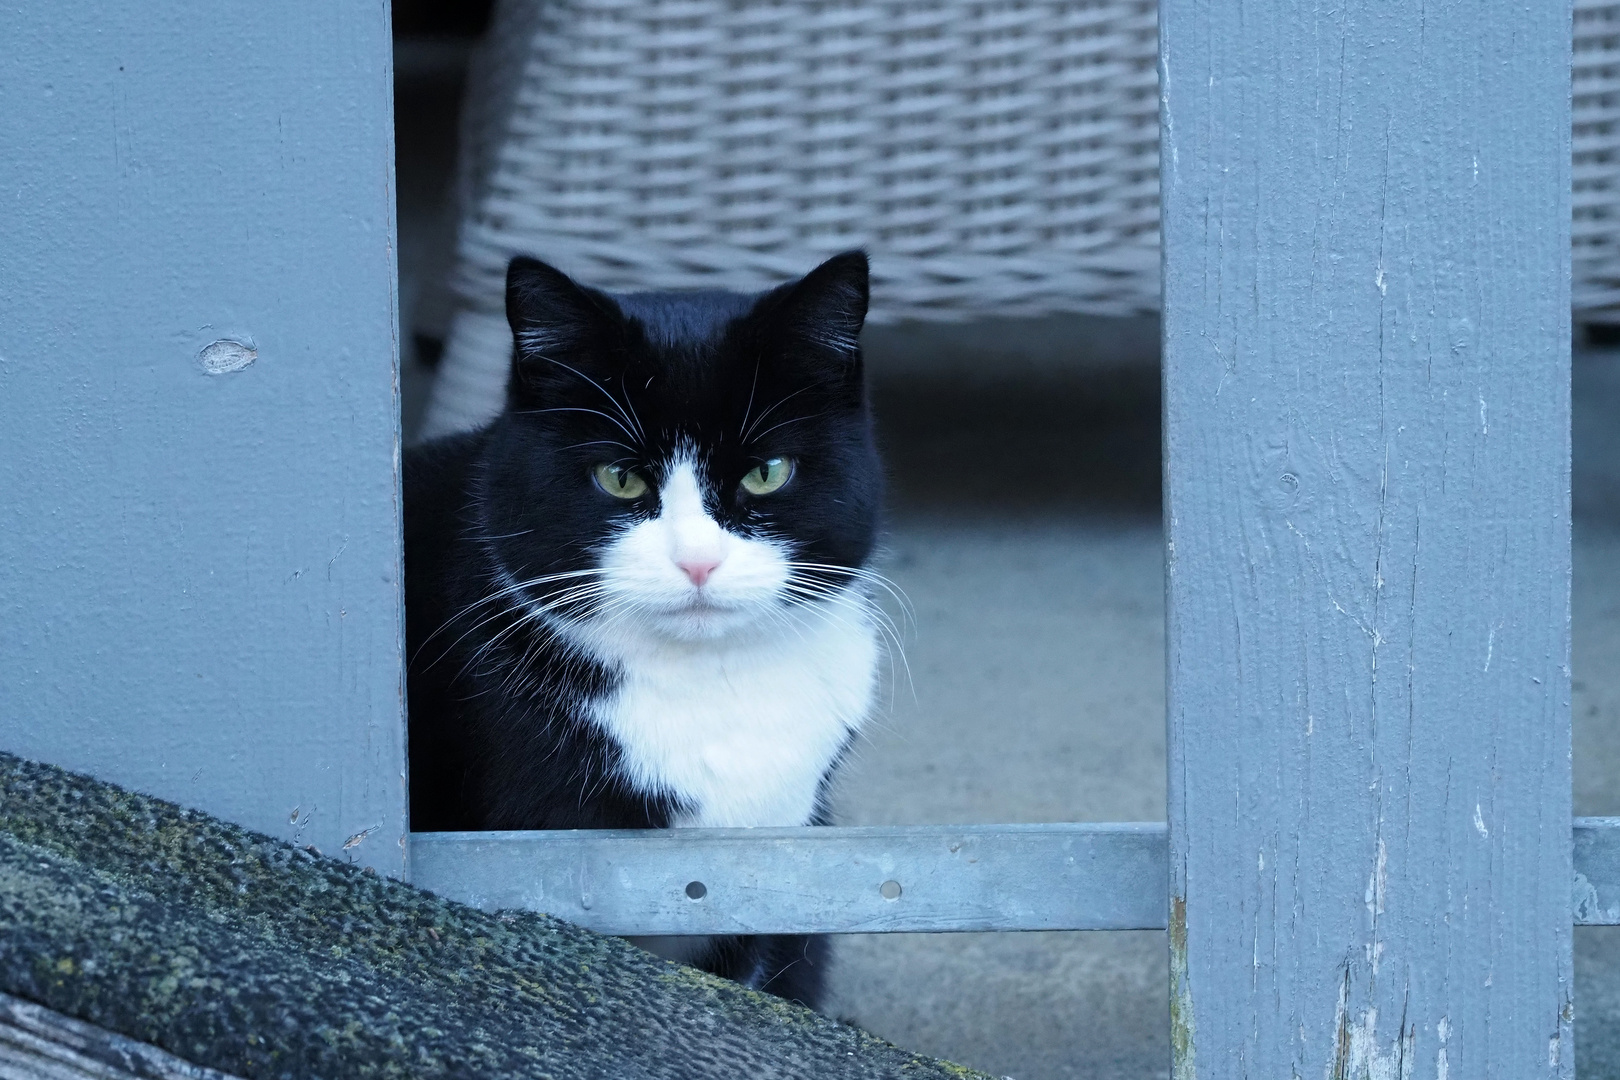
[477,252,882,644]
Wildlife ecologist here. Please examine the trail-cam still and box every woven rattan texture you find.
[421,0,1620,436]
[1577,1,1620,312]
[454,0,1161,323]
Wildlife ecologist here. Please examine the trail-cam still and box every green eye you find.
[740,457,794,496]
[593,463,649,499]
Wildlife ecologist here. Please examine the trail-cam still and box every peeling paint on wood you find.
[1168,894,1195,1080]
[1573,817,1620,924]
[1161,0,1572,1075]
[195,340,257,376]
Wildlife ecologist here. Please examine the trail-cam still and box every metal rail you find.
[410,818,1620,934]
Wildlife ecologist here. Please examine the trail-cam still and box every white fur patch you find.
[560,454,880,827]
[593,458,791,641]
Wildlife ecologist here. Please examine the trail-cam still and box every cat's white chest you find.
[586,614,879,827]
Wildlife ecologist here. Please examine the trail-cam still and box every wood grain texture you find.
[0,3,407,873]
[1160,1,1572,1076]
[0,993,240,1080]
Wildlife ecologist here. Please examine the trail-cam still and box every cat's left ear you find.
[504,256,625,405]
[505,256,618,359]
[766,250,870,379]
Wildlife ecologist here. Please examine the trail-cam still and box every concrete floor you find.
[826,331,1169,1079]
[394,46,1620,1079]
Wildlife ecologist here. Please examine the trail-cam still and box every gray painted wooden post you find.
[1161,2,1572,1077]
[0,4,407,874]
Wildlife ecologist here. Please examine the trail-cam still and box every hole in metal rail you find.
[880,880,902,901]
[685,880,707,900]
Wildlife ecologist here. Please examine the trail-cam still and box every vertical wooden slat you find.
[1161,2,1572,1076]
[0,4,406,873]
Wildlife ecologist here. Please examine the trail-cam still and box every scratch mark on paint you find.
[1478,395,1488,435]
[1473,803,1489,839]
[1552,995,1574,1070]
[1437,1015,1450,1080]
[343,824,380,851]
[327,538,350,580]
[1365,838,1387,921]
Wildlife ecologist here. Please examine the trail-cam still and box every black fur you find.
[405,252,881,1008]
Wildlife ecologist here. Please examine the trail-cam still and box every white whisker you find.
[413,566,609,667]
[511,405,640,445]
[749,410,831,442]
[741,384,814,443]
[524,352,646,442]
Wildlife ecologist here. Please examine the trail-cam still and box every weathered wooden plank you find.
[411,823,1169,934]
[413,820,1620,934]
[1161,1,1572,1076]
[0,751,989,1080]
[0,3,406,872]
[0,992,241,1080]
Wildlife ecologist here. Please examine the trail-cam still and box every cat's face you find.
[478,252,882,643]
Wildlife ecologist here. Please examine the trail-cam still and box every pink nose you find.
[678,557,721,587]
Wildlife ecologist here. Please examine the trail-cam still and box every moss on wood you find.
[0,752,989,1079]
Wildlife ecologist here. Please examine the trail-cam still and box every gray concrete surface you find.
[394,46,1620,1080]
[823,342,1169,1080]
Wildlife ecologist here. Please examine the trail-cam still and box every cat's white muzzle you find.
[597,459,793,641]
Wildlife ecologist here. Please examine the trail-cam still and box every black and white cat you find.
[405,251,886,1008]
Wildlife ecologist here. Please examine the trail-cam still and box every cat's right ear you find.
[504,257,618,391]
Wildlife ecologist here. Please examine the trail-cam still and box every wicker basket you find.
[422,0,1620,437]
